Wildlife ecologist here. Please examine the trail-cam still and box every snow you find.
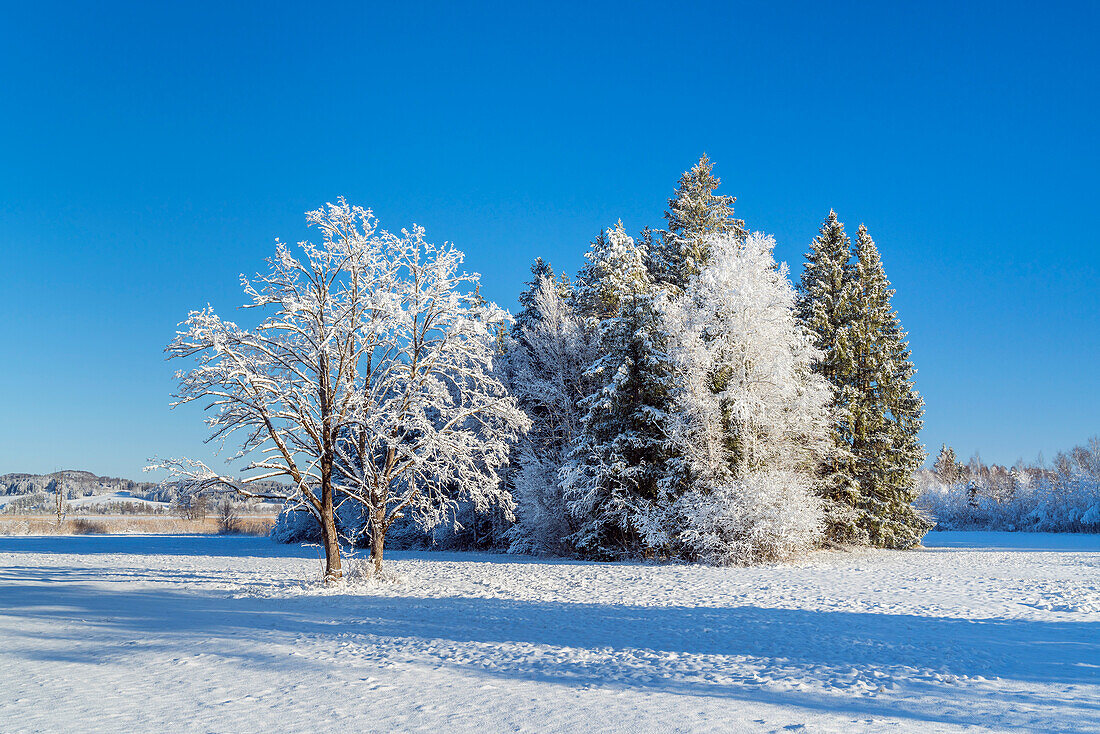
[1,533,1097,732]
[65,490,168,509]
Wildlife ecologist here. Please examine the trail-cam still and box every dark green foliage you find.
[849,225,929,547]
[797,214,929,547]
[652,154,747,289]
[934,444,964,484]
[796,211,863,543]
[564,223,680,558]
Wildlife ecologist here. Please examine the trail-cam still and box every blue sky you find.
[1,1,1097,479]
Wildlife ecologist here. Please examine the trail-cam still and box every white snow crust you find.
[0,531,1097,732]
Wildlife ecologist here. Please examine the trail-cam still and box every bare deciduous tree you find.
[217,498,241,534]
[155,199,527,581]
[53,472,65,528]
[331,222,529,575]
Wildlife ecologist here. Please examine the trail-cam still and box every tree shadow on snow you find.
[0,561,1098,730]
[0,534,319,559]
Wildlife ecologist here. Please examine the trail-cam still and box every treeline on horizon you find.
[916,438,1100,532]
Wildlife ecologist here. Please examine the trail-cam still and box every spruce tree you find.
[795,210,863,543]
[505,268,593,556]
[934,444,962,484]
[653,154,747,290]
[849,224,930,548]
[562,221,680,558]
[512,257,569,338]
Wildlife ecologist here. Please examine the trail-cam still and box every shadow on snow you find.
[0,540,1098,730]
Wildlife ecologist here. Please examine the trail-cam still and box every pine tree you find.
[505,270,594,555]
[652,154,747,290]
[795,210,863,543]
[562,221,680,558]
[849,224,930,548]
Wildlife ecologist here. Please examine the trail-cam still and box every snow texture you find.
[1,532,1097,732]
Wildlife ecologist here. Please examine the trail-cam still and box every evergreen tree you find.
[561,222,680,558]
[795,210,863,543]
[505,270,594,555]
[934,444,963,484]
[849,224,930,548]
[572,230,610,323]
[652,154,747,289]
[512,257,569,338]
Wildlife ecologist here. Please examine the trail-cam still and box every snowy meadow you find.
[1,531,1098,733]
[4,158,1095,733]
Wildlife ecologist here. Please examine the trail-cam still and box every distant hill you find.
[0,470,290,504]
[0,470,158,499]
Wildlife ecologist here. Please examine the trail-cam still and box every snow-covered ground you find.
[65,490,168,509]
[0,532,1097,733]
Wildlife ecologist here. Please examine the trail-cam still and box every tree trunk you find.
[370,509,386,576]
[319,475,342,583]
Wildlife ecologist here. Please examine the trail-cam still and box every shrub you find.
[216,498,241,534]
[71,518,108,534]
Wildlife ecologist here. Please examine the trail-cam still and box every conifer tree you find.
[653,154,747,289]
[849,224,930,548]
[795,210,863,542]
[934,444,963,484]
[562,222,680,558]
[512,257,569,338]
[505,269,593,555]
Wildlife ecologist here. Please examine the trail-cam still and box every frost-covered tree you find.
[511,257,569,338]
[159,200,527,580]
[159,202,379,581]
[933,444,963,485]
[796,210,863,543]
[916,437,1100,533]
[652,154,747,290]
[52,472,66,527]
[662,232,832,564]
[504,272,596,555]
[329,220,529,575]
[562,222,680,558]
[849,224,929,547]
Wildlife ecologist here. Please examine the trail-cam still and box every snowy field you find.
[0,533,1097,733]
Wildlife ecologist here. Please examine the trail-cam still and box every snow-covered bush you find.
[674,471,824,565]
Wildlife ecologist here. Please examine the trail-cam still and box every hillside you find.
[0,470,288,513]
[0,470,158,499]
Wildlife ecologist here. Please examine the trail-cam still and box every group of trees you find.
[917,439,1100,531]
[502,155,927,562]
[159,201,529,580]
[796,212,928,548]
[163,157,928,580]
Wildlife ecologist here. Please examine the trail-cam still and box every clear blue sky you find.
[1,1,1097,479]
